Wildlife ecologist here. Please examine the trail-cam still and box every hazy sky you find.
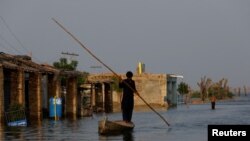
[0,0,250,89]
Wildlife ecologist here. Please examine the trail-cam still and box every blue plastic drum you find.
[49,97,62,118]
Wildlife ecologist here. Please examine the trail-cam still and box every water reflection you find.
[99,131,134,141]
[122,131,134,141]
[0,95,249,141]
[3,127,23,140]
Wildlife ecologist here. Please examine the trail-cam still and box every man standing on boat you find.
[119,71,137,123]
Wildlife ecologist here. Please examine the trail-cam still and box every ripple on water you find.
[1,95,250,141]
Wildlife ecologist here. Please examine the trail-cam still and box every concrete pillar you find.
[29,73,42,121]
[17,70,25,105]
[55,79,61,98]
[91,83,95,107]
[47,75,53,99]
[66,77,77,118]
[41,75,48,117]
[48,75,61,98]
[102,83,105,112]
[10,70,18,104]
[0,66,4,126]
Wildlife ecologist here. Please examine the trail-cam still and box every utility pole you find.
[90,65,102,73]
[61,52,79,63]
[61,52,79,56]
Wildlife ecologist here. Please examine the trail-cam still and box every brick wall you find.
[133,74,167,106]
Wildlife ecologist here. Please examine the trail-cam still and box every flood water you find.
[0,95,249,141]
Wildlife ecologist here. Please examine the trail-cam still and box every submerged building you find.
[0,52,83,126]
[86,69,180,112]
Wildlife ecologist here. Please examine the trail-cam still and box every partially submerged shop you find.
[0,52,82,126]
[86,74,114,113]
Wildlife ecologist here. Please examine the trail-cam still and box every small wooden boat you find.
[98,117,135,135]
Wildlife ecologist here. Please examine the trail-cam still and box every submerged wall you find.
[133,73,167,106]
[89,73,169,108]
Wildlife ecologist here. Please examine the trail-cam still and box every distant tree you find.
[77,71,89,86]
[111,76,122,93]
[190,91,201,98]
[53,58,78,71]
[177,82,190,104]
[197,76,212,102]
[197,77,233,101]
[177,82,189,95]
[53,57,89,87]
[243,85,247,96]
[208,78,231,100]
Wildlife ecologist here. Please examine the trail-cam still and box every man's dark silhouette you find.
[119,71,137,123]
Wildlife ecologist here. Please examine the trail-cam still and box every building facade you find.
[87,72,179,112]
[0,52,82,126]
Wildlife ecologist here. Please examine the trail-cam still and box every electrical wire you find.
[0,16,30,53]
[0,15,45,64]
[0,33,23,54]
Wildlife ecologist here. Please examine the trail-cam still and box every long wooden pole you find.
[52,18,170,126]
